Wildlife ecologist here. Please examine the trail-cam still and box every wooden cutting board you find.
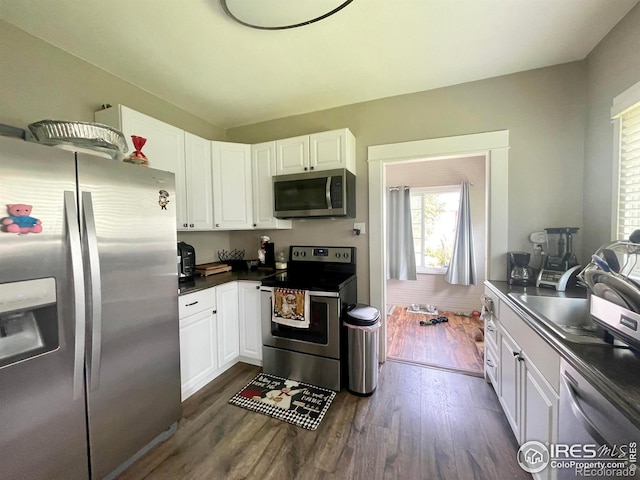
[195,262,232,276]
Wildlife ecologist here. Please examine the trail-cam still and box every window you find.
[410,185,460,273]
[613,80,640,240]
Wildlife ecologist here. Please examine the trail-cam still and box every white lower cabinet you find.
[486,289,559,480]
[238,281,262,364]
[179,288,218,400]
[498,326,522,440]
[216,282,240,368]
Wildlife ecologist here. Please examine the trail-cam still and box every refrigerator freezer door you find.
[77,155,181,479]
[0,138,89,480]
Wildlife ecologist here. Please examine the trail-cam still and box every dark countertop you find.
[486,281,640,429]
[178,269,276,295]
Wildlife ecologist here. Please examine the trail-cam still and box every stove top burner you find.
[261,270,356,292]
[261,245,356,292]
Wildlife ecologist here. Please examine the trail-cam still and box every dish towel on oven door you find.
[272,288,310,329]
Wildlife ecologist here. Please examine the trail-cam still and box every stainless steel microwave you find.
[273,168,355,218]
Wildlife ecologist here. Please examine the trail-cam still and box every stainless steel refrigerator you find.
[0,136,182,480]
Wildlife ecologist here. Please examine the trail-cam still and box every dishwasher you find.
[557,359,638,479]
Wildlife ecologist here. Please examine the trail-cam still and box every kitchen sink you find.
[507,294,615,345]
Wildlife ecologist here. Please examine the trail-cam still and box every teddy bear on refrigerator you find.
[2,204,42,234]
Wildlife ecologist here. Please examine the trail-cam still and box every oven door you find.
[260,287,341,359]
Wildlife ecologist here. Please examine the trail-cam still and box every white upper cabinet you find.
[275,128,356,175]
[211,141,253,230]
[95,105,213,231]
[184,133,214,230]
[275,135,310,175]
[252,142,292,230]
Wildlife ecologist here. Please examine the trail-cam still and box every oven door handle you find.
[561,372,609,446]
[260,287,339,298]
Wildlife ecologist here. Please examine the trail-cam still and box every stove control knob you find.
[294,251,299,257]
[302,251,306,257]
[335,252,341,258]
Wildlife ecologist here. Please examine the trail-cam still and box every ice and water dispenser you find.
[0,278,58,368]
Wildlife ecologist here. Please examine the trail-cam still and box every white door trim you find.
[368,130,510,362]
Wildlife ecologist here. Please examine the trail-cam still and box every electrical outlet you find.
[354,222,366,235]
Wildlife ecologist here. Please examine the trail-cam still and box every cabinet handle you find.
[253,224,257,227]
[256,285,260,289]
[212,309,217,314]
[183,223,188,228]
[310,166,314,170]
[487,325,495,332]
[513,352,525,362]
[185,301,199,306]
[189,223,194,228]
[486,359,495,368]
[216,224,220,227]
[304,167,308,171]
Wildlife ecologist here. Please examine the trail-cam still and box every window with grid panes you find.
[410,185,460,274]
[612,80,640,240]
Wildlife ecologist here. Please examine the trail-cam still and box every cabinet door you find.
[275,135,310,175]
[252,142,292,230]
[179,307,218,400]
[211,141,253,229]
[216,282,240,367]
[309,128,356,173]
[499,326,521,440]
[184,132,214,230]
[96,105,187,229]
[522,356,558,478]
[238,282,262,363]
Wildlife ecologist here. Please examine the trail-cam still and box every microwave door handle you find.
[326,177,332,209]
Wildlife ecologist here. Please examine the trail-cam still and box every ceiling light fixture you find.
[220,0,354,30]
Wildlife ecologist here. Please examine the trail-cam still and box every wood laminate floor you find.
[386,306,485,375]
[117,361,530,480]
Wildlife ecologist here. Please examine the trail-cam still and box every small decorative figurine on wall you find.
[158,190,170,210]
[2,204,42,234]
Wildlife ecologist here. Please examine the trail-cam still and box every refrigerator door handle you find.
[82,191,103,392]
[64,191,86,401]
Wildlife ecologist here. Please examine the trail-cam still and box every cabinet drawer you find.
[483,286,500,319]
[179,288,216,318]
[485,316,498,350]
[485,342,499,391]
[500,300,560,392]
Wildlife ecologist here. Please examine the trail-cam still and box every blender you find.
[536,227,582,291]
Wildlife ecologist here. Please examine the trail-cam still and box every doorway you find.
[368,130,510,366]
[385,155,487,374]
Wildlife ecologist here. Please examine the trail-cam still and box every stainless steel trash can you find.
[344,304,380,396]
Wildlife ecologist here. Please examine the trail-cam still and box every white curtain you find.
[445,181,477,285]
[387,186,416,280]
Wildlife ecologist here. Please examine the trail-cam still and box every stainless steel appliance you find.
[273,168,356,218]
[537,227,582,291]
[508,251,533,286]
[581,240,640,348]
[0,137,181,480]
[558,359,639,479]
[260,246,357,391]
[178,241,196,280]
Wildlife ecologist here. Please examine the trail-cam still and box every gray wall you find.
[227,62,588,302]
[0,21,225,141]
[583,3,640,257]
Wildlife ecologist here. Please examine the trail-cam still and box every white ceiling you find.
[1,0,638,129]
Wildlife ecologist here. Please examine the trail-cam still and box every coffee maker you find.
[508,251,533,286]
[177,241,196,281]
